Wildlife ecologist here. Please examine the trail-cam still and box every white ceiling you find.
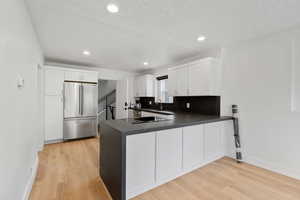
[26,0,300,72]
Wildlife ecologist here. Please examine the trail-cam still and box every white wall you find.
[221,27,300,179]
[0,0,43,199]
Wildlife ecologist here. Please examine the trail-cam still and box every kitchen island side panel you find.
[99,122,126,200]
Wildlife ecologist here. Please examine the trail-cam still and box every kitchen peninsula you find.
[99,108,233,200]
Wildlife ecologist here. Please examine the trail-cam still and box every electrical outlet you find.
[186,102,190,109]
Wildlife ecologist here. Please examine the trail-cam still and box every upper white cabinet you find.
[134,74,154,97]
[167,58,221,97]
[167,66,189,96]
[177,67,189,96]
[44,68,64,96]
[65,70,98,83]
[126,132,156,199]
[156,128,182,183]
[188,58,221,96]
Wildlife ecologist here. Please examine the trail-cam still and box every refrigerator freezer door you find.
[63,117,97,140]
[82,83,98,117]
[64,82,81,118]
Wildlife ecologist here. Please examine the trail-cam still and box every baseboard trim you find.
[226,154,300,180]
[22,155,39,200]
[244,156,300,180]
[45,139,63,144]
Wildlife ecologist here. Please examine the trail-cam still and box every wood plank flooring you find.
[30,138,300,200]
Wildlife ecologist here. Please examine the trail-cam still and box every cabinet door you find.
[156,128,182,183]
[176,67,189,96]
[145,75,154,97]
[189,62,211,96]
[45,68,64,96]
[126,132,156,198]
[182,125,204,171]
[167,69,177,96]
[44,95,63,141]
[82,71,98,82]
[204,122,222,161]
[64,71,81,82]
[65,70,98,82]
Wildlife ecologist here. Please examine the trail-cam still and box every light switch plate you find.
[17,75,24,88]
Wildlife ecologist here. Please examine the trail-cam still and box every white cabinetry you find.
[44,66,98,143]
[167,58,220,97]
[125,122,226,199]
[188,58,220,96]
[134,74,154,97]
[44,68,64,96]
[156,128,182,183]
[65,70,98,82]
[126,132,156,199]
[182,125,204,171]
[44,95,63,141]
[204,122,223,161]
[44,67,64,142]
[167,66,189,96]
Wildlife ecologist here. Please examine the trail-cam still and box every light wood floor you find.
[30,138,300,200]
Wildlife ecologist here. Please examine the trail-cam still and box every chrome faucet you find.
[158,99,163,110]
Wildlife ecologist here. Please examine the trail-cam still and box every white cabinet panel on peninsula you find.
[126,132,156,198]
[156,128,182,184]
[125,122,225,199]
[182,124,204,172]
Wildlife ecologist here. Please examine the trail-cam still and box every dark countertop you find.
[102,112,233,135]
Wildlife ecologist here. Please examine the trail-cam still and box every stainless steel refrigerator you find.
[63,81,98,140]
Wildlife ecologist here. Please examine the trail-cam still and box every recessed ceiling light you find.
[106,3,119,13]
[82,50,91,56]
[143,62,149,66]
[197,35,206,42]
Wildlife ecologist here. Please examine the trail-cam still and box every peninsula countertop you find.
[102,112,233,135]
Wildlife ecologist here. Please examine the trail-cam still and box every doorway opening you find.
[98,79,116,121]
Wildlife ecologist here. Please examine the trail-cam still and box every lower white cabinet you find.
[182,125,204,171]
[204,122,223,161]
[156,128,182,183]
[126,132,156,199]
[44,95,63,141]
[125,122,225,199]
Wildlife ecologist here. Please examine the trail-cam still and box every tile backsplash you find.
[138,96,220,116]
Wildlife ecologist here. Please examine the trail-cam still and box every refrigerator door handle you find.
[79,84,82,115]
[81,85,84,115]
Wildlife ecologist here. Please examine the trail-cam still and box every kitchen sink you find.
[132,116,170,124]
